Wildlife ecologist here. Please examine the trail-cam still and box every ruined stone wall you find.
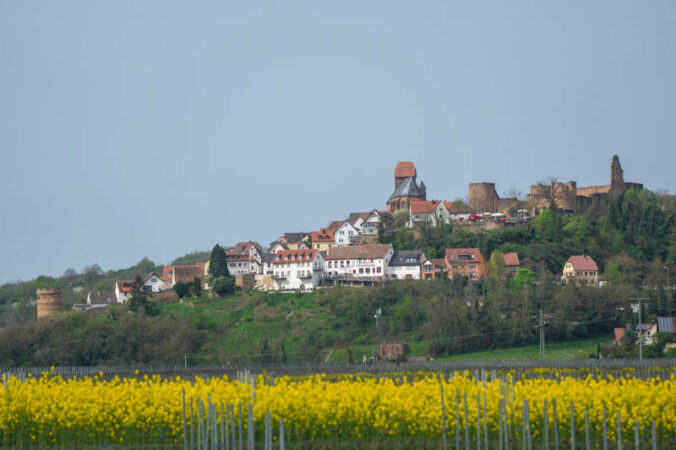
[37,288,61,321]
[469,183,498,212]
[577,185,611,197]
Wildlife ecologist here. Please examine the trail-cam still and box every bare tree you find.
[534,177,563,211]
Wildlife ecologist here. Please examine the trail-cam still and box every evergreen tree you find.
[193,276,201,297]
[209,244,229,278]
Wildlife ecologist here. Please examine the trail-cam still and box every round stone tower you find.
[36,288,61,321]
[469,182,498,212]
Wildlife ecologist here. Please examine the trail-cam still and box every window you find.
[377,267,381,273]
[366,268,371,274]
[151,277,158,283]
[328,261,332,268]
[359,268,364,274]
[346,261,350,267]
[470,263,476,269]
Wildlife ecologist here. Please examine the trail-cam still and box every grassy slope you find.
[157,289,609,364]
[436,337,607,361]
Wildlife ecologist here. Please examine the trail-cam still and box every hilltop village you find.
[61,156,642,306]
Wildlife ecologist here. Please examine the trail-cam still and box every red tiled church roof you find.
[395,161,416,178]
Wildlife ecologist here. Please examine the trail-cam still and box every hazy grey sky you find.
[1,1,675,283]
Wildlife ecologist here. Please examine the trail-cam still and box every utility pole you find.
[629,298,648,361]
[665,266,670,290]
[539,307,545,361]
[374,307,382,362]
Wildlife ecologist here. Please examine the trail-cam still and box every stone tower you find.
[609,155,625,195]
[37,288,61,321]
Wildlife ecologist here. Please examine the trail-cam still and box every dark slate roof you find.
[387,177,425,203]
[389,250,423,266]
[262,253,276,264]
[87,291,117,305]
[283,233,305,243]
[658,317,676,333]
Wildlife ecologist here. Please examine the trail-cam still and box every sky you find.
[1,1,675,283]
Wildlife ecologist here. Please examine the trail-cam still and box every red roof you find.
[395,161,416,178]
[443,202,473,214]
[614,327,625,342]
[116,280,134,293]
[162,266,173,281]
[566,255,599,271]
[272,249,318,265]
[410,200,440,215]
[503,252,520,267]
[430,258,447,268]
[325,244,393,260]
[327,221,344,232]
[310,229,335,242]
[445,248,484,264]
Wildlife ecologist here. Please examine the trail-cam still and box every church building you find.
[387,161,426,211]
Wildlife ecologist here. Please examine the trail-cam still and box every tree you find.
[487,250,509,281]
[82,264,103,289]
[534,209,555,241]
[128,276,152,314]
[535,177,563,212]
[377,220,385,244]
[174,282,192,299]
[62,268,78,286]
[212,276,235,295]
[209,244,229,278]
[510,268,537,293]
[392,210,410,228]
[193,276,202,297]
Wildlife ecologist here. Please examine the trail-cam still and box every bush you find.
[213,276,235,295]
[173,282,192,299]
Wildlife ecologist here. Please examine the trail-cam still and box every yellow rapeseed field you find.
[0,369,673,446]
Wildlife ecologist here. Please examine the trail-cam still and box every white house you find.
[441,202,473,221]
[114,280,134,304]
[334,220,360,246]
[387,250,426,280]
[324,244,394,283]
[409,200,442,227]
[348,212,370,232]
[360,210,387,235]
[271,249,324,292]
[142,272,169,293]
[226,241,264,275]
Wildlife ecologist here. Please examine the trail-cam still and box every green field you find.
[437,337,607,361]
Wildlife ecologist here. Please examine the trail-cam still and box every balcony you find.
[298,273,312,279]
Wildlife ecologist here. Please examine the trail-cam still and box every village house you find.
[348,212,370,232]
[114,280,134,304]
[360,210,389,235]
[271,249,324,292]
[445,248,485,280]
[503,252,520,273]
[442,203,473,221]
[561,255,599,286]
[422,258,447,280]
[73,291,118,311]
[162,263,206,287]
[225,241,264,275]
[334,220,360,246]
[141,272,169,293]
[310,229,335,251]
[269,232,309,253]
[324,244,394,286]
[387,250,426,280]
[614,323,658,345]
[409,200,442,227]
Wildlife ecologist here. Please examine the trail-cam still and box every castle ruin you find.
[527,155,642,213]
